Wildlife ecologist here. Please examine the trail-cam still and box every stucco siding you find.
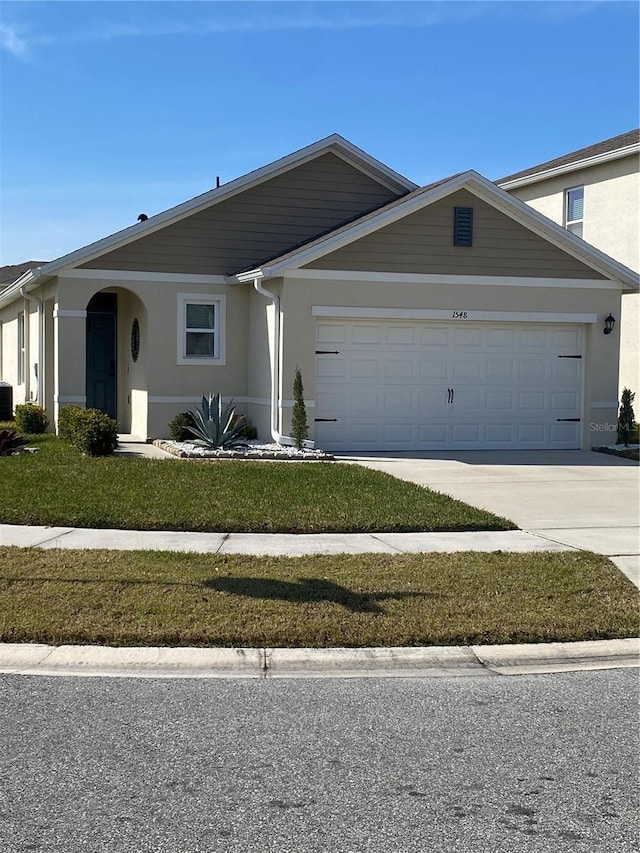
[507,155,639,273]
[79,154,402,276]
[304,190,603,278]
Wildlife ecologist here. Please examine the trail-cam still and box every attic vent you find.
[453,207,473,247]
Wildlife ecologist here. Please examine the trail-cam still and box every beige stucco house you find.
[1,134,638,452]
[498,129,639,395]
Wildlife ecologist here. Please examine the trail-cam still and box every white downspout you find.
[20,285,45,408]
[252,277,313,448]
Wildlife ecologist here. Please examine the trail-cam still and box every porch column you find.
[52,306,87,430]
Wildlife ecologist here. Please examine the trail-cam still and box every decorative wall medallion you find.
[131,318,140,362]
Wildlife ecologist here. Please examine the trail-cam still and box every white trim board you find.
[53,309,87,319]
[290,269,620,289]
[54,395,87,404]
[147,396,316,408]
[60,270,229,285]
[312,306,599,324]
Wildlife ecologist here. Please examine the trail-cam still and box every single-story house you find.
[1,134,638,452]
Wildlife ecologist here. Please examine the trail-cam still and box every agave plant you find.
[0,428,27,456]
[186,394,248,449]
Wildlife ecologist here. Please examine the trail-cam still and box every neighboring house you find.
[1,134,638,452]
[498,129,639,395]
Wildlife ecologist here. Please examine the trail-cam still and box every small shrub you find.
[58,405,118,456]
[0,428,27,456]
[291,366,309,450]
[168,411,196,442]
[14,403,49,434]
[239,421,257,440]
[617,388,637,446]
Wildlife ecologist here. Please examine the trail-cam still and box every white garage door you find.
[314,320,584,451]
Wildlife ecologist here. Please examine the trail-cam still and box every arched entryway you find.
[86,287,148,433]
[86,292,117,418]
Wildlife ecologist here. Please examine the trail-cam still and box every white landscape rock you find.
[154,439,333,461]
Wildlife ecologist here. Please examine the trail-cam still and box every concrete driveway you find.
[340,450,639,583]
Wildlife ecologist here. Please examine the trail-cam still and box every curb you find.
[0,639,637,680]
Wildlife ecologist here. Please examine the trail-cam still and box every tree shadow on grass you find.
[204,576,436,614]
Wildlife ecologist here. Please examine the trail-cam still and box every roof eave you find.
[498,143,640,190]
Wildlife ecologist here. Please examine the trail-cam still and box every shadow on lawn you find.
[205,576,435,614]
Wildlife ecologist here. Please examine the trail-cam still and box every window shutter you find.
[454,207,473,246]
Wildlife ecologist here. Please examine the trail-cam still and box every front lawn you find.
[0,547,636,647]
[0,434,513,533]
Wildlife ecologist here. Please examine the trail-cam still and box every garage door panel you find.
[385,359,415,379]
[419,423,448,443]
[452,360,483,381]
[352,325,381,345]
[420,359,448,379]
[519,359,547,379]
[486,424,514,443]
[553,359,581,379]
[316,323,346,344]
[387,326,416,345]
[315,320,583,451]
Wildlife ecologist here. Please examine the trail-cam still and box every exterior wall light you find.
[603,314,616,335]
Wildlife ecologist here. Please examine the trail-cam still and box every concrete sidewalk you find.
[2,523,638,588]
[0,639,637,680]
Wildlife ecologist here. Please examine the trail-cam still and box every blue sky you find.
[1,0,638,266]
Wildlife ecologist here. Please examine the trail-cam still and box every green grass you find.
[0,547,637,647]
[0,434,513,533]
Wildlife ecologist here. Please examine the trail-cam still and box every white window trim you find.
[565,185,584,236]
[177,293,226,366]
[17,311,26,385]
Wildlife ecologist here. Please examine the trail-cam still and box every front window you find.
[177,294,226,365]
[565,186,584,238]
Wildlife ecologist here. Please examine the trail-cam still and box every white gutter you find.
[250,275,314,448]
[19,284,45,407]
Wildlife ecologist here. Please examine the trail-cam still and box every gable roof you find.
[2,134,416,301]
[235,170,639,291]
[497,129,640,188]
[0,261,49,286]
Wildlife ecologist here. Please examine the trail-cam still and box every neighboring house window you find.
[565,186,584,238]
[17,312,25,385]
[177,294,226,365]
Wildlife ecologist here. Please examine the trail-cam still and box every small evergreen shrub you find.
[617,388,637,446]
[14,403,49,434]
[58,405,118,456]
[291,366,309,451]
[168,411,196,442]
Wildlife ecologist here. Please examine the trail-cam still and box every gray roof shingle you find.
[496,129,640,185]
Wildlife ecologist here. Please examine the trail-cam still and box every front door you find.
[86,293,117,419]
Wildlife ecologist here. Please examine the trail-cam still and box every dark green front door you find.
[86,293,117,419]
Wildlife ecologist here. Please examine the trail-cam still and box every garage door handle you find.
[556,418,580,422]
[315,350,340,355]
[557,355,582,359]
[315,418,337,422]
[447,388,454,404]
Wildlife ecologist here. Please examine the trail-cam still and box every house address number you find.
[451,311,469,319]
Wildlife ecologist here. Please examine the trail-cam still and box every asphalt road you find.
[0,669,637,852]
